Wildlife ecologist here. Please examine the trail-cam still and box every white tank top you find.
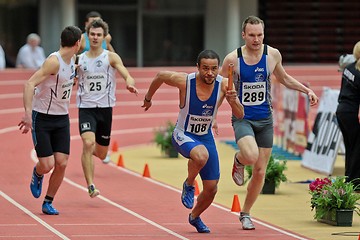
[76,50,117,108]
[32,52,75,115]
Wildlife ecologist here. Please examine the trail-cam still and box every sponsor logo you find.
[202,104,213,109]
[62,82,73,88]
[243,84,265,89]
[202,109,213,116]
[101,135,110,139]
[96,60,103,67]
[81,122,91,131]
[255,67,264,72]
[190,116,211,122]
[343,68,355,81]
[255,73,264,82]
[176,132,184,141]
[86,75,105,80]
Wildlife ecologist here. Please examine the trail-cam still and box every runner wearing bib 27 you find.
[18,26,82,215]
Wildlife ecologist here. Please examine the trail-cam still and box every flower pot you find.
[166,146,179,158]
[261,180,276,194]
[317,208,353,226]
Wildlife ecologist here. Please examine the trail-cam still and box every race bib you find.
[58,80,73,102]
[186,115,212,135]
[241,82,266,106]
[84,73,107,94]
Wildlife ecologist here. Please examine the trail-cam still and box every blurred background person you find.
[0,44,5,69]
[16,33,46,69]
[336,41,360,191]
[78,11,114,54]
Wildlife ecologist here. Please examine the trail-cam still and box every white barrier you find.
[301,88,343,175]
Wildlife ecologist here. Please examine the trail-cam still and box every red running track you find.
[0,66,341,239]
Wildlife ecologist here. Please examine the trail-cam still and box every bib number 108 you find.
[189,123,207,134]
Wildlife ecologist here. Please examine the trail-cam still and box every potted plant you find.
[245,155,287,194]
[309,176,360,226]
[154,121,178,158]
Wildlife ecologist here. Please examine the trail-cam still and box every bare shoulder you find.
[158,71,187,80]
[45,55,60,70]
[108,51,122,63]
[267,45,281,60]
[34,55,59,77]
[220,75,229,89]
[105,33,112,42]
[221,49,238,76]
[225,49,238,61]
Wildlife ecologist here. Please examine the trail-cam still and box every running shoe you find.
[181,180,195,209]
[30,166,43,198]
[102,155,111,164]
[240,213,255,230]
[232,154,245,186]
[42,202,59,215]
[88,184,100,198]
[188,214,210,233]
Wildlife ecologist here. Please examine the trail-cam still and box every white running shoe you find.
[102,155,111,164]
[88,184,100,198]
[240,214,255,230]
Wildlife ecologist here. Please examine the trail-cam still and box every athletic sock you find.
[34,168,43,177]
[240,212,250,216]
[44,195,54,203]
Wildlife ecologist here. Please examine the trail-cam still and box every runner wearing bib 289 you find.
[220,16,319,231]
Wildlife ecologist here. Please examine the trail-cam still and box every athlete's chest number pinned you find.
[83,73,107,94]
[89,82,102,92]
[189,123,207,134]
[186,115,212,135]
[241,82,266,106]
[243,91,265,102]
[62,89,71,100]
[59,81,73,102]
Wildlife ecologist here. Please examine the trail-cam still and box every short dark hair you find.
[242,16,265,33]
[60,26,82,47]
[86,18,109,37]
[86,11,102,21]
[196,50,220,66]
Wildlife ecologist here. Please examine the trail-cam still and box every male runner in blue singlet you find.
[78,11,114,54]
[220,16,319,230]
[142,50,244,233]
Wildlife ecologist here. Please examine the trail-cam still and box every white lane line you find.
[23,151,190,240]
[0,77,156,86]
[71,234,170,238]
[0,191,70,240]
[0,224,37,226]
[110,166,310,240]
[0,88,178,99]
[62,178,189,240]
[55,223,147,226]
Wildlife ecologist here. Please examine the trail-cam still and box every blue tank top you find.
[237,45,271,120]
[82,33,107,53]
[176,72,221,137]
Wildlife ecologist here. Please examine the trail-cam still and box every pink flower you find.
[309,178,331,192]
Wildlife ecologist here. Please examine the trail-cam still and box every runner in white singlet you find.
[18,26,82,215]
[76,19,138,198]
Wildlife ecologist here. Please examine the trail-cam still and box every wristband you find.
[144,96,151,102]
